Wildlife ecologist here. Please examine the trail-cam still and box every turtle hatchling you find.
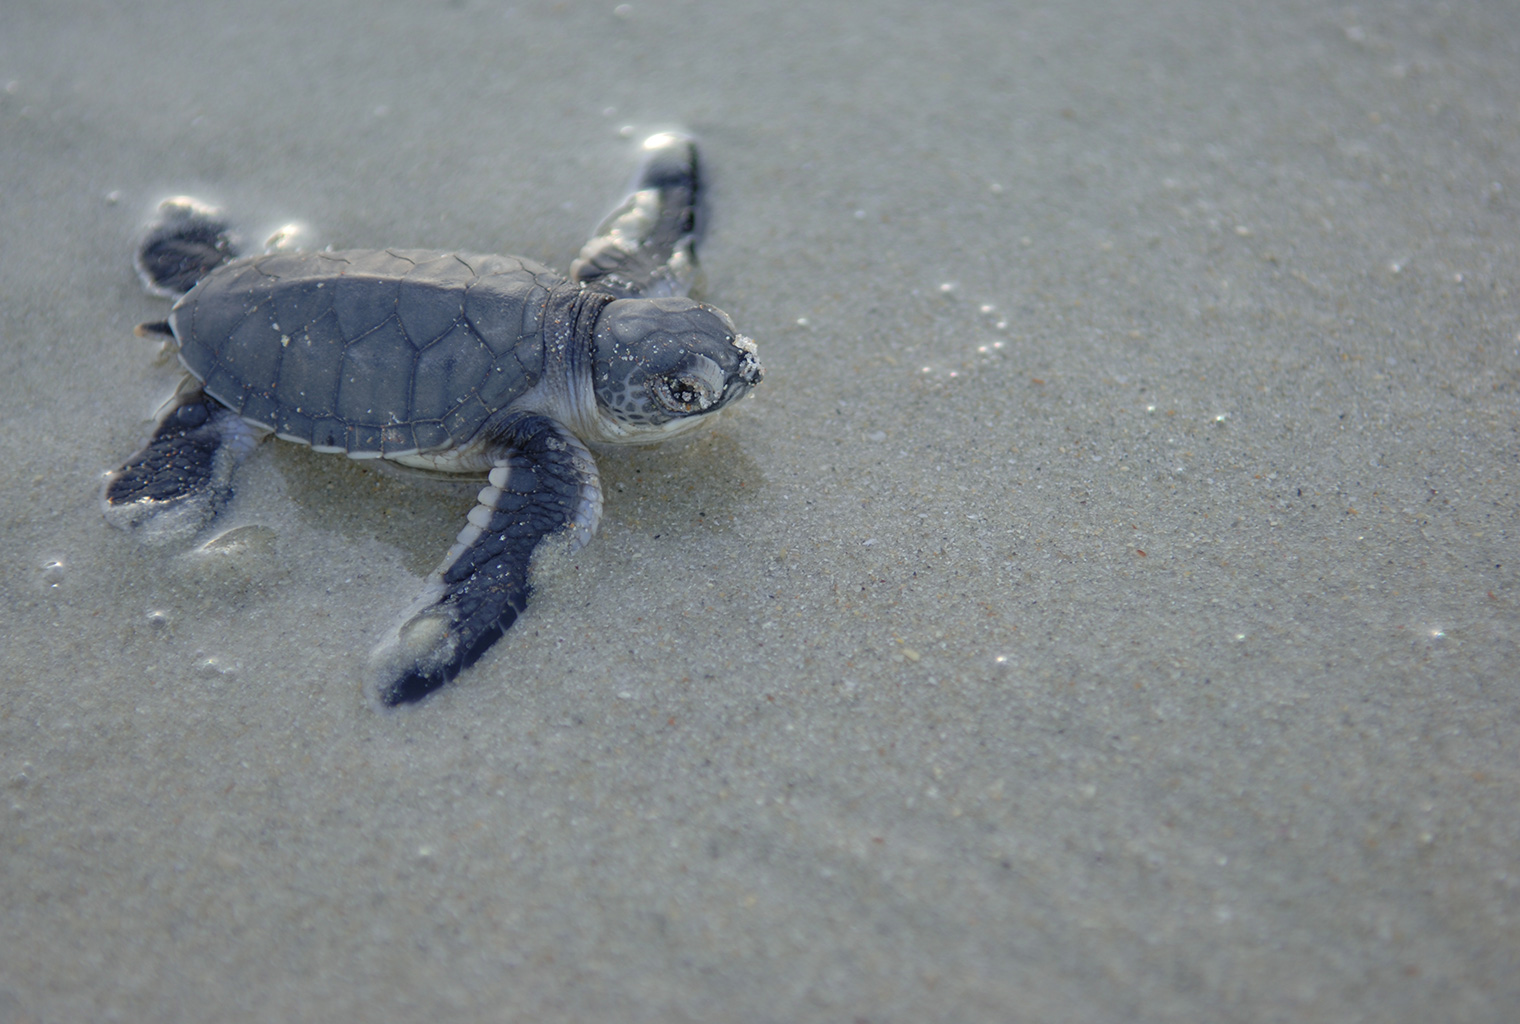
[104,133,763,706]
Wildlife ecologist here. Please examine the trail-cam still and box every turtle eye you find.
[651,374,715,414]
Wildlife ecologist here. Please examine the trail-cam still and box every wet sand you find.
[2,1,1517,1020]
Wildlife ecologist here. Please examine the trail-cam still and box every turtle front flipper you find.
[571,132,703,299]
[135,197,242,299]
[103,384,265,545]
[369,413,603,706]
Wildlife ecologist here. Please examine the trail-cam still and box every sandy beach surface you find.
[2,1,1517,1020]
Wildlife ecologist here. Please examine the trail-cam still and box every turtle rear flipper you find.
[369,412,603,707]
[571,132,703,299]
[135,196,241,298]
[103,386,264,545]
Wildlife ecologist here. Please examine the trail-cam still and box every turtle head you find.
[588,297,763,443]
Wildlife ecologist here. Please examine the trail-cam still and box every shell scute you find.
[412,420,451,451]
[221,304,284,387]
[478,356,529,409]
[309,417,345,450]
[252,253,319,280]
[270,275,336,337]
[346,249,420,276]
[336,320,417,424]
[239,390,283,431]
[275,407,314,442]
[413,325,497,424]
[332,274,399,340]
[463,283,523,349]
[273,307,345,419]
[397,275,465,349]
[406,252,475,286]
[347,422,384,453]
[379,423,418,455]
[201,363,247,414]
[443,397,490,440]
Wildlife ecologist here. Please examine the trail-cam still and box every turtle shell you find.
[170,249,565,456]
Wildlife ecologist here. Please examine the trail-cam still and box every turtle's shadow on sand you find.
[595,428,764,538]
[273,426,763,576]
[270,446,471,575]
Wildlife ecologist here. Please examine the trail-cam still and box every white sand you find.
[2,0,1517,1020]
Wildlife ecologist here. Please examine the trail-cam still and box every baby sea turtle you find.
[104,133,763,706]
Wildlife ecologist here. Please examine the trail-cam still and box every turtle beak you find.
[733,334,763,387]
[684,355,728,409]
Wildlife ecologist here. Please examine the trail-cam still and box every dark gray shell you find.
[170,249,567,455]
